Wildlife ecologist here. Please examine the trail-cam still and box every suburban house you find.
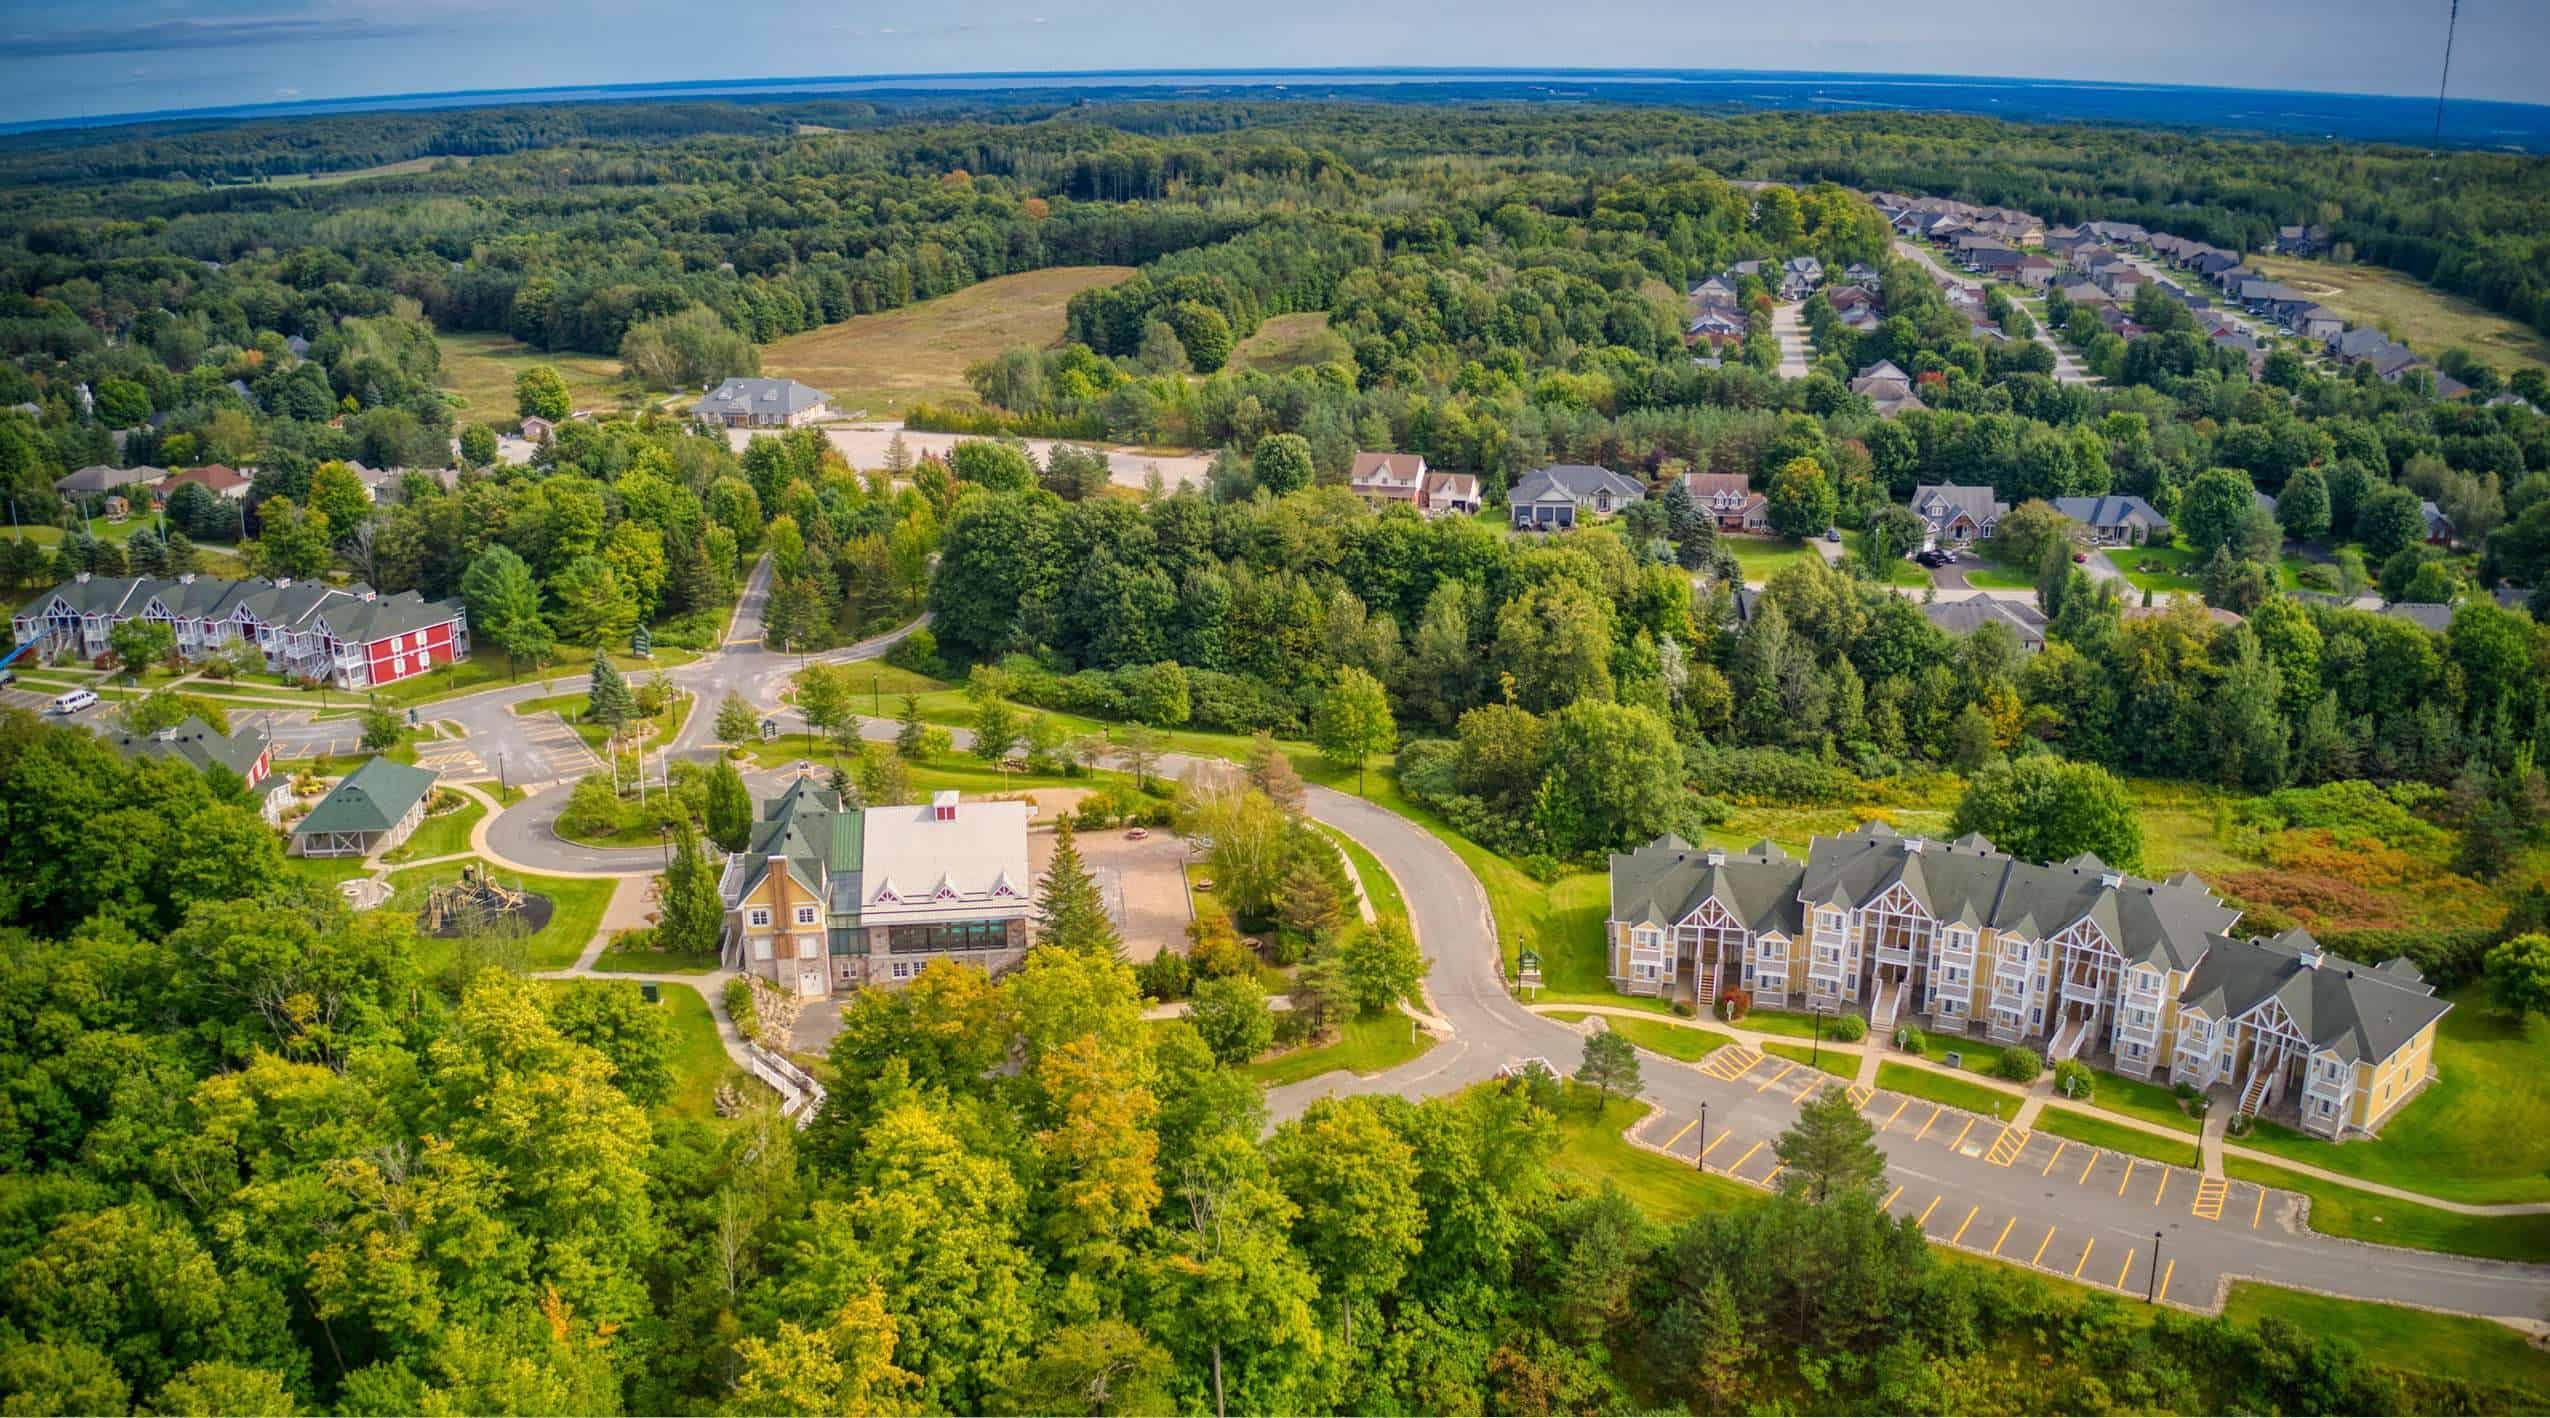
[719,778,1033,998]
[2274,224,2331,257]
[292,756,438,858]
[690,377,832,429]
[1605,823,2450,1137]
[1348,451,1428,506]
[154,464,251,503]
[107,715,275,789]
[2421,500,2455,546]
[519,415,558,443]
[1686,310,1749,348]
[1921,597,2047,651]
[1779,256,1824,300]
[1850,360,1927,418]
[2051,494,2170,546]
[54,464,164,501]
[1683,472,1766,531]
[2013,254,2058,290]
[1909,483,2008,545]
[11,573,469,688]
[2290,306,2346,344]
[1508,464,1645,530]
[1689,274,1742,310]
[1421,471,1482,516]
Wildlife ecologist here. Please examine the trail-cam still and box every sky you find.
[0,0,2542,127]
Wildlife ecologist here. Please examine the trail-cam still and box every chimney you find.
[274,577,292,589]
[1704,847,1727,867]
[931,789,957,823]
[178,572,195,584]
[2298,945,2323,970]
[2100,871,2123,889]
[74,570,91,584]
[1903,837,1925,854]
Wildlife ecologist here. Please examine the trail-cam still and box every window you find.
[887,919,1010,954]
[890,960,914,981]
[1944,926,1977,954]
[2030,1005,2043,1027]
[795,906,818,926]
[747,908,771,927]
[1816,908,1845,936]
[2125,1041,2144,1059]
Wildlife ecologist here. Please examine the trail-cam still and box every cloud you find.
[4,13,447,57]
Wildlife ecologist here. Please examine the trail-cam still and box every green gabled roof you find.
[108,716,267,780]
[295,756,437,836]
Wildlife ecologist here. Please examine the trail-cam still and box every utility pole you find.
[2430,0,2461,153]
[2145,1230,2163,1302]
[1694,1100,1710,1173]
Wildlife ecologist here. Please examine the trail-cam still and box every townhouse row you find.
[12,572,468,689]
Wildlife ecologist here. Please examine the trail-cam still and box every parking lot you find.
[1632,1051,2273,1306]
[1027,823,1194,962]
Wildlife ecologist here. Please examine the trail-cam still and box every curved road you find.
[452,562,2549,1324]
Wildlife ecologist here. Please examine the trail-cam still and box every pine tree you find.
[1035,819,1122,959]
[1575,1028,1642,1111]
[895,693,929,760]
[1772,1085,1889,1204]
[657,818,726,957]
[705,756,753,852]
[587,655,636,730]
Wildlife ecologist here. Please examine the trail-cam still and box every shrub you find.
[1895,1024,1927,1055]
[883,626,942,678]
[1717,989,1752,1022]
[1135,949,1193,1002]
[2173,1081,2198,1100]
[724,976,761,1046]
[1994,1047,2043,1082]
[1686,743,1861,804]
[1832,1013,1868,1043]
[2053,1058,2096,1100]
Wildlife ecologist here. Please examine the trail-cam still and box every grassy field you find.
[2034,1106,2201,1169]
[592,939,719,974]
[1246,1010,1436,1086]
[1719,534,1824,582]
[1542,1011,1733,1063]
[1914,1036,2027,1079]
[2103,538,2317,595]
[1228,312,1343,376]
[758,266,1137,419]
[2231,986,2550,1204]
[2073,1068,2204,1135]
[383,791,485,864]
[1877,1061,2023,1120]
[257,155,474,188]
[2222,1283,2550,1398]
[2251,253,2550,376]
[1552,1095,1763,1224]
[1762,1040,1858,1077]
[1317,824,1408,933]
[2225,1157,2550,1263]
[436,330,629,426]
[651,985,737,1123]
[386,857,617,971]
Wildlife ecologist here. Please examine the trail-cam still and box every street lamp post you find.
[2146,1230,2162,1302]
[1812,1003,1826,1067]
[1694,1100,1710,1173]
[659,822,671,872]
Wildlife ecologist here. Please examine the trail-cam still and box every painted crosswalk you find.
[1984,1124,2031,1167]
[1699,1046,1761,1082]
[2192,1176,2229,1220]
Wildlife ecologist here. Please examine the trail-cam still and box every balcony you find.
[1873,939,1916,967]
[2061,974,2106,1006]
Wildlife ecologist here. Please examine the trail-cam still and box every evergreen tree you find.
[657,818,726,956]
[587,655,635,730]
[715,690,760,745]
[1575,1028,1642,1111]
[460,544,553,676]
[705,756,753,852]
[1772,1085,1889,1204]
[1035,820,1123,959]
[895,693,930,760]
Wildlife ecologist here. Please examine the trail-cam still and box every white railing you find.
[742,1041,828,1126]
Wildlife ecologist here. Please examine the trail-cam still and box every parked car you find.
[2072,551,2089,563]
[49,688,98,715]
[1824,527,1842,543]
[1915,549,1947,568]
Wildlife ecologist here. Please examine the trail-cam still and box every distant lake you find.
[9,67,2548,152]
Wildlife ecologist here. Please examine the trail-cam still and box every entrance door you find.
[797,958,826,998]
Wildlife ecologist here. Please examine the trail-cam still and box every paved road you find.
[448,565,2548,1322]
[1892,238,2095,387]
[1769,301,1813,379]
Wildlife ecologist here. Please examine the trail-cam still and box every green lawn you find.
[386,858,617,971]
[1562,1012,1733,1063]
[1762,1039,1859,1077]
[2223,1158,2550,1263]
[2102,537,2319,596]
[1317,824,1408,933]
[367,644,698,711]
[1841,530,1932,588]
[2224,1283,2550,1400]
[1877,1061,2024,1119]
[280,854,374,891]
[1729,1006,1852,1042]
[1245,1010,1436,1086]
[2034,1106,2201,1168]
[2228,987,2550,1204]
[1915,1036,2029,1079]
[2072,1068,2204,1135]
[1551,1094,1762,1225]
[652,985,738,1122]
[515,688,690,754]
[591,940,720,975]
[1719,534,1823,583]
[383,792,485,864]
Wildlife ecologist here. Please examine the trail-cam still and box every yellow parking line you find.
[1949,1204,1980,1245]
[1880,1096,1910,1131]
[2153,1168,2170,1206]
[2116,1249,2136,1291]
[2253,1187,2266,1229]
[1700,1128,1733,1159]
[1915,1105,1944,1142]
[2030,1225,2056,1266]
[2158,1258,2176,1303]
[2078,1150,2098,1185]
[1728,1139,1765,1174]
[1764,1163,1786,1187]
[2117,1158,2137,1197]
[1948,1115,1977,1152]
[1756,1061,1798,1094]
[2042,1139,2069,1176]
[1664,1119,1698,1150]
[1916,1194,1943,1227]
[2072,1238,2096,1278]
[1883,1184,1904,1210]
[1988,1216,2015,1255]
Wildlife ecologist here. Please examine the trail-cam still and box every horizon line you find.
[8,63,2545,139]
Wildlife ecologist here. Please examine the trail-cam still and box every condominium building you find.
[12,573,468,689]
[1605,823,2451,1139]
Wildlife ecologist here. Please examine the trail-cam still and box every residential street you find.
[442,555,2550,1326]
[1770,300,1813,378]
[1892,238,2097,386]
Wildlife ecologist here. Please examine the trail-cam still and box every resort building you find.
[1605,822,2449,1138]
[12,573,468,689]
[720,779,1034,998]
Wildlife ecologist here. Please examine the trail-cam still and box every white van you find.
[50,688,98,715]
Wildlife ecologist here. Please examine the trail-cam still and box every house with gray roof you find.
[720,777,1032,997]
[1606,823,2445,1133]
[54,464,165,499]
[690,377,833,430]
[1508,464,1645,531]
[106,716,275,789]
[1921,597,2047,651]
[1909,483,2007,545]
[2050,494,2170,546]
[12,573,468,688]
[293,756,438,858]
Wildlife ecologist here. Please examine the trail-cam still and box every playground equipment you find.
[419,863,545,935]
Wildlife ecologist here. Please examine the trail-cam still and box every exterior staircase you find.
[1869,977,1903,1038]
[2238,1068,2272,1122]
[1694,959,1720,1012]
[2049,1013,2090,1063]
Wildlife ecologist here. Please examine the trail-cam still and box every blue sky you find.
[0,0,2539,126]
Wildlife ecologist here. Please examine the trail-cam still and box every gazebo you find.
[292,756,438,858]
